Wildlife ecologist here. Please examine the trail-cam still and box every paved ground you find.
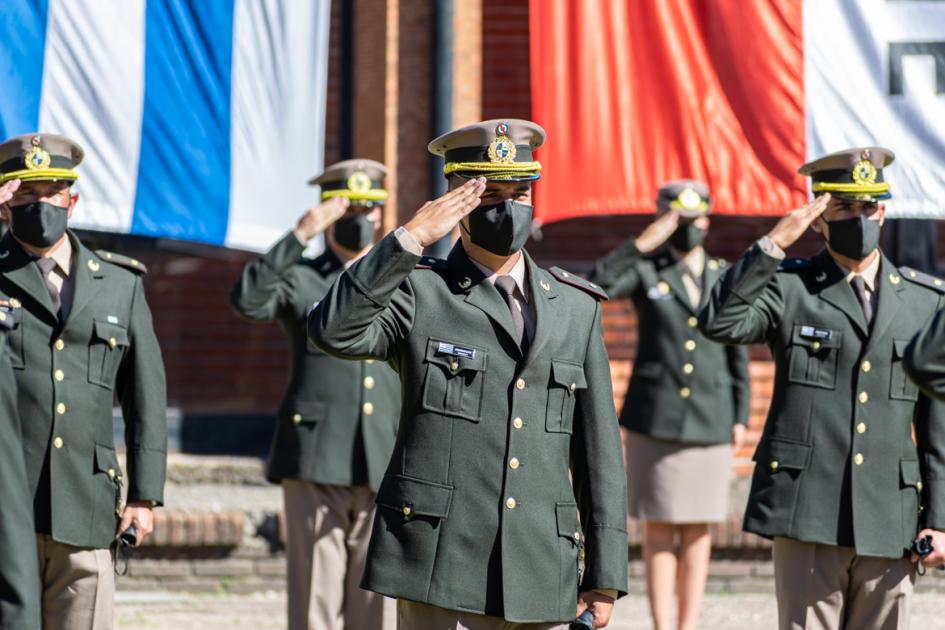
[116,590,945,629]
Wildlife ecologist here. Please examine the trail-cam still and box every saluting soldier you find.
[700,147,945,630]
[231,159,400,630]
[309,120,628,629]
[589,181,750,630]
[0,133,167,630]
[0,183,40,630]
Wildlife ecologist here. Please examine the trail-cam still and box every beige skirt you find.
[626,430,732,523]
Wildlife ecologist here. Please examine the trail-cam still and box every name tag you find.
[438,342,476,359]
[800,326,832,340]
[107,315,119,324]
[646,287,673,301]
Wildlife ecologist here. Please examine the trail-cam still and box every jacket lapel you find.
[812,250,869,338]
[863,254,904,354]
[447,243,520,355]
[63,233,106,329]
[0,234,58,322]
[522,254,557,366]
[657,256,697,315]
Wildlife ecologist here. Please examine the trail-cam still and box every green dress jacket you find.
[308,232,628,623]
[230,231,401,491]
[589,239,750,444]
[904,297,945,401]
[0,232,167,550]
[0,312,41,630]
[700,243,945,558]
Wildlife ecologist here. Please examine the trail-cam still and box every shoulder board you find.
[549,267,608,300]
[899,266,945,293]
[415,256,447,270]
[778,257,812,271]
[95,250,148,274]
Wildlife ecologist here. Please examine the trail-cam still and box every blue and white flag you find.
[0,0,330,251]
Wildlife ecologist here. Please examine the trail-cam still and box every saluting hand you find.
[0,178,21,214]
[635,209,680,253]
[404,177,487,247]
[293,197,350,243]
[118,502,155,547]
[912,528,945,569]
[766,193,831,251]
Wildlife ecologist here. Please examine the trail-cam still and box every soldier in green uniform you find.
[589,180,750,630]
[309,119,628,630]
[0,133,167,630]
[700,147,945,630]
[0,182,41,630]
[231,159,400,630]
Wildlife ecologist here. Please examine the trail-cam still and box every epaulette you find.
[95,250,148,274]
[549,267,609,300]
[900,266,945,293]
[415,256,447,270]
[0,303,17,331]
[778,257,812,271]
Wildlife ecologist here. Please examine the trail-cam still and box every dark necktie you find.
[851,275,873,326]
[495,275,527,352]
[36,257,61,316]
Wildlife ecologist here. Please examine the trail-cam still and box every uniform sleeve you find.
[699,241,785,345]
[587,237,645,299]
[116,276,168,506]
[230,231,305,321]
[905,304,945,401]
[308,231,417,366]
[727,343,752,426]
[570,301,629,597]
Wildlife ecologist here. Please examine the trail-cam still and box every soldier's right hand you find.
[766,193,831,251]
[293,196,350,243]
[636,209,681,253]
[0,178,21,213]
[404,177,487,247]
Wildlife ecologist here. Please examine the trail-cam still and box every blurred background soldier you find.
[589,181,750,630]
[231,160,400,630]
[0,133,167,630]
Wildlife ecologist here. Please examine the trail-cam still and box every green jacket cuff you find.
[126,447,167,506]
[580,525,629,598]
[263,230,307,271]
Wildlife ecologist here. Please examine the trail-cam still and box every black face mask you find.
[825,215,881,261]
[8,201,69,248]
[332,214,376,250]
[461,200,534,256]
[669,221,706,252]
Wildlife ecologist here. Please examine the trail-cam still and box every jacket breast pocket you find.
[88,320,130,389]
[421,339,487,422]
[787,325,841,390]
[546,360,587,434]
[890,339,920,401]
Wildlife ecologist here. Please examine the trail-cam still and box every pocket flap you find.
[287,400,327,424]
[791,324,841,350]
[425,339,486,373]
[551,360,587,390]
[94,443,121,479]
[555,501,581,539]
[900,458,921,487]
[92,320,130,347]
[756,438,812,471]
[632,362,663,379]
[893,338,911,359]
[376,474,453,519]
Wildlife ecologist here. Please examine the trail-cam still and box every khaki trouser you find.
[773,537,915,630]
[35,534,114,630]
[282,480,395,630]
[397,600,571,630]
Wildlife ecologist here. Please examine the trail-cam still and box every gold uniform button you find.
[854,453,864,466]
[856,422,867,434]
[509,458,520,470]
[516,378,526,390]
[858,391,869,404]
[569,382,576,393]
[366,359,375,364]
[292,413,302,424]
[108,468,116,480]
[363,376,375,390]
[861,360,871,373]
[402,506,412,517]
[573,532,581,541]
[770,461,779,471]
[109,337,117,348]
[54,369,64,382]
[811,341,822,352]
[512,417,524,429]
[684,340,696,352]
[363,402,374,415]
[54,339,65,351]
[683,363,694,375]
[917,481,924,491]
[450,360,460,372]
[53,437,63,449]
[506,497,517,510]
[680,387,691,399]
[56,403,66,415]
[687,316,698,328]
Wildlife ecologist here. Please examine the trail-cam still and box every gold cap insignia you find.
[487,122,517,165]
[677,188,702,211]
[852,159,877,186]
[347,171,372,194]
[24,143,51,172]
